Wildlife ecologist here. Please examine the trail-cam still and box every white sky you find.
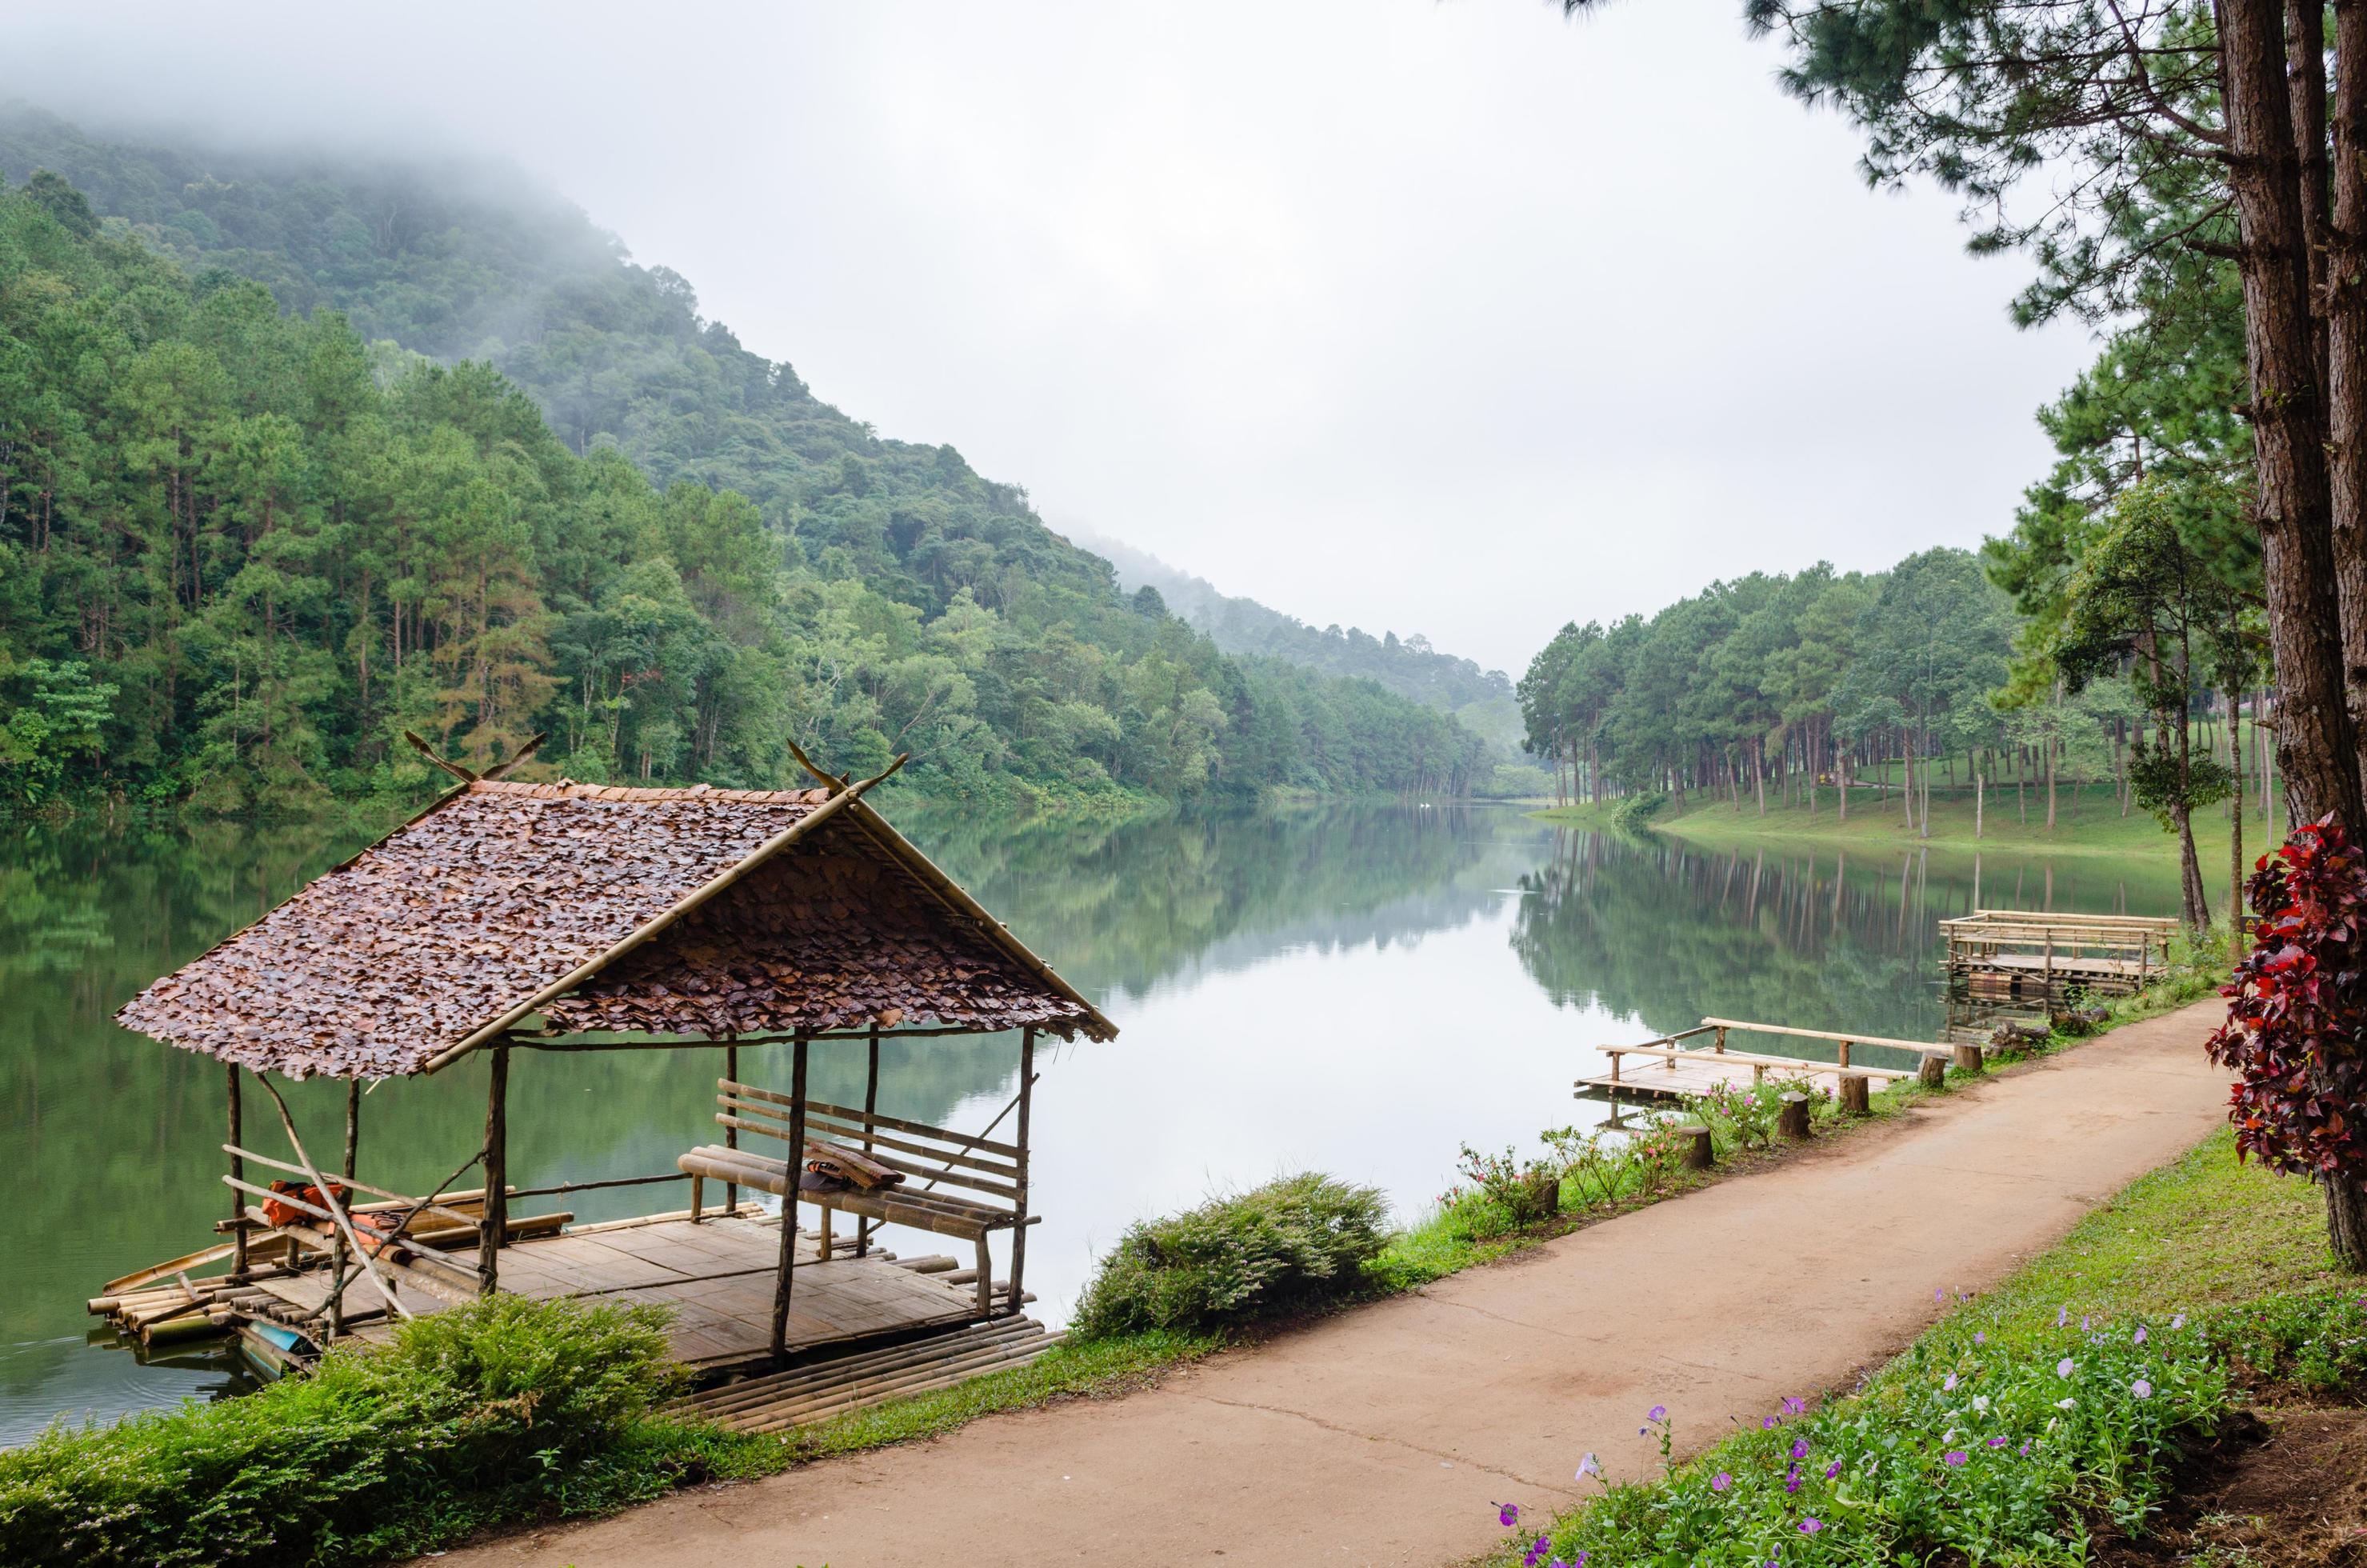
[10,1,2098,675]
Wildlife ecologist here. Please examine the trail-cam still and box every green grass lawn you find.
[1538,777,2276,862]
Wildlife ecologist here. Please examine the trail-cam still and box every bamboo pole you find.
[419,757,906,1076]
[226,1066,247,1277]
[1010,1027,1034,1314]
[770,1035,810,1364]
[480,1046,509,1294]
[329,1079,361,1335]
[723,1041,740,1219]
[252,1076,415,1320]
[857,1025,879,1259]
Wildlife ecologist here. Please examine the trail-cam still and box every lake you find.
[0,801,2187,1445]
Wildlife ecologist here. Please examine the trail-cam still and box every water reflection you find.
[0,805,2184,1442]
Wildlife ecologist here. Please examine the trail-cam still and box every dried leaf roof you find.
[116,781,1113,1079]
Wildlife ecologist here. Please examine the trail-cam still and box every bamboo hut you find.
[96,746,1115,1418]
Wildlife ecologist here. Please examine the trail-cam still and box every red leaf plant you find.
[2206,816,2367,1181]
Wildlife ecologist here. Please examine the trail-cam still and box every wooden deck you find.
[1574,1019,1924,1102]
[1941,909,2176,998]
[303,1212,995,1367]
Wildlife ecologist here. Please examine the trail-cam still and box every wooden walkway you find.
[1576,1018,1925,1102]
[1942,910,2177,998]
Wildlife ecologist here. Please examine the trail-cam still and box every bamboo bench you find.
[680,1078,1026,1317]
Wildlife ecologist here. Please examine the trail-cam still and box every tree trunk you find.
[2329,0,2367,797]
[1754,738,1766,817]
[2224,0,2362,828]
[2045,726,2057,830]
[2229,674,2247,959]
[1975,770,1984,842]
[2329,1171,2367,1270]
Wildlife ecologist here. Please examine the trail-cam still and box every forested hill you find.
[1079,532,1525,754]
[0,106,1484,809]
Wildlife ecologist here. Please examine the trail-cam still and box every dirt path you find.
[440,1002,2233,1568]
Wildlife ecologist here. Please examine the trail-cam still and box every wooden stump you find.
[1952,1042,1985,1076]
[1919,1054,1948,1090]
[1677,1124,1714,1170]
[1777,1092,1810,1141]
[1837,1072,1871,1117]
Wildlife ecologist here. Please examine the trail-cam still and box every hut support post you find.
[856,1026,880,1259]
[329,1080,361,1335]
[1009,1028,1035,1314]
[479,1046,509,1296]
[226,1066,248,1277]
[723,1042,739,1219]
[770,1035,810,1365]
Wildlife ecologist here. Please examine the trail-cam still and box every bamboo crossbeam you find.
[1698,1018,1946,1055]
[222,1145,482,1232]
[503,1171,690,1200]
[1597,1042,1914,1082]
[252,1078,417,1320]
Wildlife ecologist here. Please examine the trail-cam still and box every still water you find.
[0,802,2186,1444]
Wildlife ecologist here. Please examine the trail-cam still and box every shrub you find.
[1611,790,1670,830]
[0,1294,696,1568]
[1456,1143,1563,1225]
[1070,1173,1389,1340]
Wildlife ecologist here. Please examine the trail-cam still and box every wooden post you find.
[1952,1042,1985,1076]
[1677,1123,1714,1170]
[1713,1026,1728,1054]
[2043,934,2054,994]
[1837,1072,1871,1117]
[330,1078,361,1336]
[479,1045,509,1295]
[1009,1028,1035,1315]
[856,1025,880,1259]
[722,1040,739,1220]
[1777,1092,1810,1140]
[226,1066,248,1277]
[770,1035,810,1365]
[1918,1053,1948,1090]
[1837,1039,1852,1071]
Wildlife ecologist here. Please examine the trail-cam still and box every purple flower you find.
[2172,1314,2186,1330]
[2056,1358,2076,1379]
[2018,1442,2033,1456]
[2081,1314,2092,1330]
[1497,1502,1520,1527]
[1712,1470,1732,1492]
[1824,1459,1841,1478]
[1785,1465,1802,1494]
[1973,1330,1985,1346]
[1571,1555,1588,1568]
[1937,1289,1945,1303]
[1943,1450,1968,1467]
[1943,1373,1959,1392]
[2057,1306,2069,1328]
[1575,1453,1601,1479]
[1799,1517,1824,1534]
[1525,1537,1550,1566]
[1791,1438,1810,1460]
[2131,1378,2153,1400]
[1987,1436,2007,1448]
[1647,1404,1667,1423]
[1762,1415,1778,1430]
[2133,1325,2148,1345]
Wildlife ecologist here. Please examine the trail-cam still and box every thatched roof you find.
[116,780,1114,1080]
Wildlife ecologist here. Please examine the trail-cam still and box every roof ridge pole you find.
[770,1034,810,1366]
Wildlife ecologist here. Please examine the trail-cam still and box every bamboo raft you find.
[1941,910,2178,998]
[1576,1017,1929,1104]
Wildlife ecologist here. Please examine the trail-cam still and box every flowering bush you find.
[1502,1308,2237,1566]
[1686,1076,1825,1154]
[2206,817,2367,1186]
[1457,1143,1564,1225]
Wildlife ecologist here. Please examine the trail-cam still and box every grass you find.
[1481,1130,2363,1567]
[1538,778,2277,862]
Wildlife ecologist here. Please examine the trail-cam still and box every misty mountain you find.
[1078,531,1526,754]
[0,104,1491,805]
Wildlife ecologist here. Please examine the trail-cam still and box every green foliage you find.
[1610,790,1669,829]
[0,1295,700,1568]
[0,126,1483,810]
[1069,1173,1391,1339]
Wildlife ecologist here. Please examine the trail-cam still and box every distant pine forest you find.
[0,110,1490,813]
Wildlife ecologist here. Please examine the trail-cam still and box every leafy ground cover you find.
[1481,1132,2365,1568]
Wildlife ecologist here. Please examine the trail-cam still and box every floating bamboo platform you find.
[1576,1018,1926,1103]
[1941,910,2177,998]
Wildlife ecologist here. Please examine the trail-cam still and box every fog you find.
[6,0,2097,675]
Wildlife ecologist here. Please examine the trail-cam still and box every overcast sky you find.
[12,1,2097,675]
